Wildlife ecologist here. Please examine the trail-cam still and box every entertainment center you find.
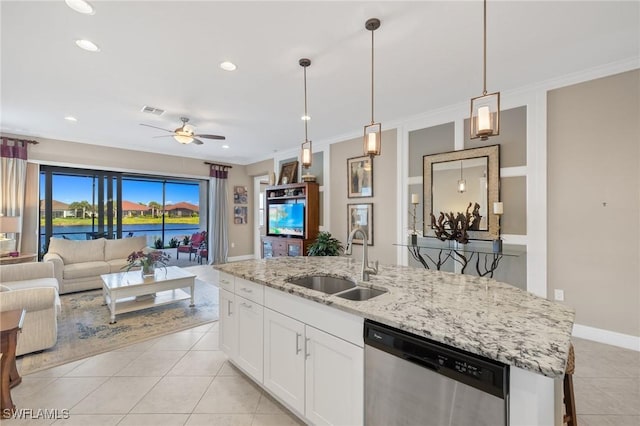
[261,182,319,258]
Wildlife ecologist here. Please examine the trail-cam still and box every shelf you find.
[267,195,306,200]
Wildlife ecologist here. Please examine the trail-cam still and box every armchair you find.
[177,231,207,261]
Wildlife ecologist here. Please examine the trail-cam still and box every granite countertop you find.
[214,256,575,379]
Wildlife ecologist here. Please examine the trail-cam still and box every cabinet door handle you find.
[227,300,232,316]
[240,287,253,293]
[295,333,302,355]
[240,302,252,309]
[305,337,311,359]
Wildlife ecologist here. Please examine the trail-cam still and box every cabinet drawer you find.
[235,277,264,305]
[219,272,235,292]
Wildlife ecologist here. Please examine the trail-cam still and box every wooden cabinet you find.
[262,182,319,258]
[261,236,305,258]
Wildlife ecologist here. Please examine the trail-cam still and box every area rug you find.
[17,279,219,375]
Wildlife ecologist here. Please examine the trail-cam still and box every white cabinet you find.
[219,278,364,425]
[264,308,363,425]
[264,309,306,414]
[219,288,237,358]
[236,295,264,382]
[305,325,363,426]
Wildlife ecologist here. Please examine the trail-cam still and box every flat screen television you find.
[268,203,305,237]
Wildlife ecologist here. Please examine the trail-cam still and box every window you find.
[39,166,207,255]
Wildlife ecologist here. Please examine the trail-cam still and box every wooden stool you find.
[563,343,577,426]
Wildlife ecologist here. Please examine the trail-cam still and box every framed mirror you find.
[423,145,500,240]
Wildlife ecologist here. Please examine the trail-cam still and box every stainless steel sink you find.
[336,287,388,301]
[286,275,356,294]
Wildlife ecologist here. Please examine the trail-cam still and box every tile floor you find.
[5,322,304,426]
[3,264,638,425]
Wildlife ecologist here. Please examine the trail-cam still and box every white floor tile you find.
[115,350,186,377]
[251,413,305,426]
[17,377,109,413]
[191,331,220,351]
[23,359,87,378]
[150,332,205,351]
[64,351,142,377]
[71,376,160,414]
[50,414,123,425]
[167,350,226,377]
[131,376,213,414]
[193,376,261,414]
[185,414,253,426]
[118,413,190,425]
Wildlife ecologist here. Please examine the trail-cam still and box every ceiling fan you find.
[140,117,225,145]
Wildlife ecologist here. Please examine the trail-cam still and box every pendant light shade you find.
[470,0,500,141]
[299,58,313,169]
[364,18,381,157]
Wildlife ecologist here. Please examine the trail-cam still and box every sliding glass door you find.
[39,166,207,256]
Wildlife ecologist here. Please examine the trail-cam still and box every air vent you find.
[140,105,165,116]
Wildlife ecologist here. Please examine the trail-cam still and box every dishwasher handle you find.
[404,354,440,372]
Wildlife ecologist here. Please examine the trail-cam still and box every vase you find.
[141,264,155,277]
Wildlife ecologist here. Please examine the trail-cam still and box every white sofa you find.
[43,236,147,294]
[0,262,60,356]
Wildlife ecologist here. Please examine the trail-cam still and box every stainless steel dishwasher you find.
[364,320,509,426]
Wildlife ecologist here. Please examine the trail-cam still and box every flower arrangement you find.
[123,250,170,276]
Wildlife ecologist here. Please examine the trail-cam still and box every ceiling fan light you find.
[220,61,237,71]
[65,0,95,15]
[174,135,193,144]
[75,39,100,52]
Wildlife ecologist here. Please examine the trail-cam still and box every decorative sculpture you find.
[430,203,482,244]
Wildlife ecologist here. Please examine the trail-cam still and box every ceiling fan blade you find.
[192,138,204,145]
[153,135,175,139]
[194,134,226,140]
[140,123,173,133]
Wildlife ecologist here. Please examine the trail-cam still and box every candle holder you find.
[409,196,420,246]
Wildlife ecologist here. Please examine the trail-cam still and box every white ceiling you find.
[1,1,638,165]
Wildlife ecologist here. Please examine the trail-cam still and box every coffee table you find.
[101,266,196,324]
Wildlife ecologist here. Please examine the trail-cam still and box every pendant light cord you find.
[371,27,375,124]
[483,0,487,96]
[303,65,309,141]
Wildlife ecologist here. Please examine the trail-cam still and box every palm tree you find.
[148,201,162,218]
[69,200,93,218]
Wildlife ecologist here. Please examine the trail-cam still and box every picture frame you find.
[347,203,373,245]
[233,186,248,204]
[234,206,248,224]
[278,161,299,185]
[347,156,373,198]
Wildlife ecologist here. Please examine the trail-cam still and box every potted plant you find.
[307,232,344,256]
[123,250,170,277]
[153,237,163,249]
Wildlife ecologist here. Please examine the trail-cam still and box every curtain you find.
[208,165,229,264]
[0,138,29,252]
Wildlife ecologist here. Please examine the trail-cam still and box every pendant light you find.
[457,160,466,193]
[299,58,313,170]
[470,0,500,141]
[363,18,381,157]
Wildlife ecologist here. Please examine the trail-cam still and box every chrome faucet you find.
[345,227,378,281]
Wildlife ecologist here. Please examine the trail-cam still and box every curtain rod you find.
[204,161,232,169]
[1,136,39,145]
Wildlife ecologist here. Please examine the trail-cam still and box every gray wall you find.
[330,129,398,265]
[548,69,640,337]
[407,107,528,289]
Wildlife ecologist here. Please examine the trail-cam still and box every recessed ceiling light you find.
[64,116,78,122]
[220,61,237,71]
[301,115,311,121]
[65,0,95,15]
[222,144,230,149]
[75,39,100,52]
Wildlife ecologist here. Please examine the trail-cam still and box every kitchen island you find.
[215,256,574,425]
